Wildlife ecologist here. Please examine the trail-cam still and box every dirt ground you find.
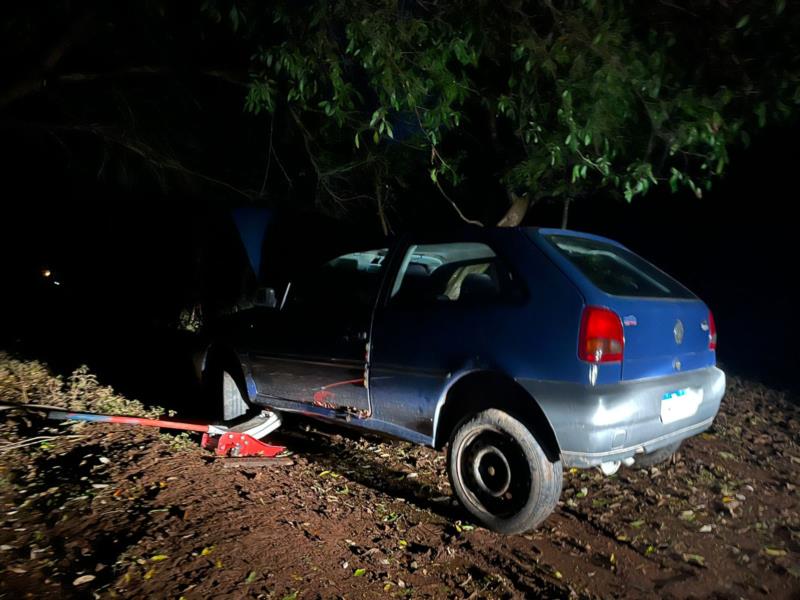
[1,371,799,599]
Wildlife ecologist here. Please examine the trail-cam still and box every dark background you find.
[1,69,797,408]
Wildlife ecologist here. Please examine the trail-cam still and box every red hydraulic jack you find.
[45,408,286,458]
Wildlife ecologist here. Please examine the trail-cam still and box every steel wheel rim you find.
[471,445,512,497]
[457,425,532,518]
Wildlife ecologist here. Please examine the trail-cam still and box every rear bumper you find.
[519,366,725,468]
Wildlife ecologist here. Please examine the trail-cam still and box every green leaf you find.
[245,571,259,584]
[736,15,750,29]
[630,520,645,529]
[353,568,366,577]
[369,109,382,127]
[755,103,767,128]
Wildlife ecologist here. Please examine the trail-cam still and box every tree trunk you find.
[375,179,390,236]
[496,191,531,227]
[561,197,571,229]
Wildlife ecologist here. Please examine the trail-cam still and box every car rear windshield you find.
[546,235,695,299]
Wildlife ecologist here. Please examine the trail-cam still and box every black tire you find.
[635,441,682,468]
[447,408,562,535]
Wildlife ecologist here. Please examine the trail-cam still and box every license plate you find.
[661,387,703,424]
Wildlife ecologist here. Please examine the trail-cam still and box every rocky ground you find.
[0,355,798,599]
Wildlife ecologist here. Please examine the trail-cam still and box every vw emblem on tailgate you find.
[673,319,684,345]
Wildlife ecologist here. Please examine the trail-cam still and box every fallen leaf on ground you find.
[73,574,95,586]
[683,553,706,567]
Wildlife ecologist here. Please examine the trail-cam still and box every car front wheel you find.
[447,408,562,535]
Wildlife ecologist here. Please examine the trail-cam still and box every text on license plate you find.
[660,387,704,424]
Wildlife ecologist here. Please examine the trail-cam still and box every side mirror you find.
[254,287,278,308]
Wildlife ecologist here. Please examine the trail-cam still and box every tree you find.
[2,2,797,231]
[221,0,799,227]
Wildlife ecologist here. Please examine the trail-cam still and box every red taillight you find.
[708,310,717,350]
[579,306,624,363]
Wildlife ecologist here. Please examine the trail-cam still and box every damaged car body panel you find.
[207,225,725,533]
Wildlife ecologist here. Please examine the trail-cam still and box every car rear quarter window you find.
[546,235,695,299]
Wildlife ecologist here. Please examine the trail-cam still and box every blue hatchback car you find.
[205,227,725,534]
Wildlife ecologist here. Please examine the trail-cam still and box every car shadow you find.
[271,421,465,525]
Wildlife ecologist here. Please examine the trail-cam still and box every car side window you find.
[287,248,388,310]
[389,242,518,307]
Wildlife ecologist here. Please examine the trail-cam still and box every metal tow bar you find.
[45,409,286,458]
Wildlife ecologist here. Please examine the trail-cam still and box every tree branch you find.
[0,11,96,110]
[412,106,484,226]
[52,122,252,199]
[289,108,373,208]
[56,65,249,87]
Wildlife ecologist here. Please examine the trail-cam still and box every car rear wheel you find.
[447,408,562,535]
[634,441,682,468]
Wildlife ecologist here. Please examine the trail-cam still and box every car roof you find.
[527,227,627,249]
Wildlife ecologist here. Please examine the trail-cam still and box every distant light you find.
[53,281,61,286]
[42,269,52,278]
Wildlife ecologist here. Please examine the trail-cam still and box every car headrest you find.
[405,263,429,278]
[459,273,498,301]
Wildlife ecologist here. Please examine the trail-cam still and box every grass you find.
[0,352,163,418]
[0,352,199,453]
